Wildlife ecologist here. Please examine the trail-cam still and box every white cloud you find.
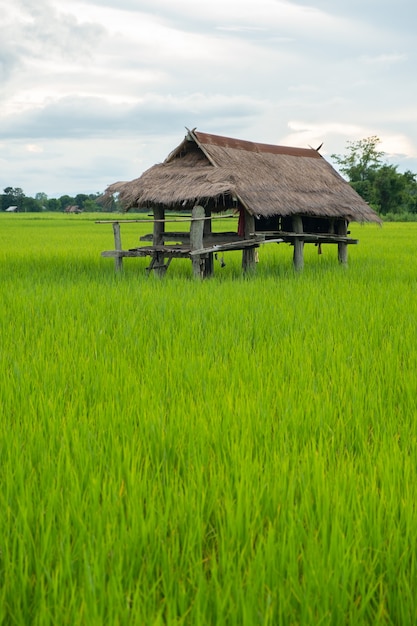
[361,53,408,65]
[1,0,416,196]
[380,135,417,160]
[26,144,44,153]
[280,120,417,169]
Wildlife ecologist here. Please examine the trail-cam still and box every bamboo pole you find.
[96,215,235,224]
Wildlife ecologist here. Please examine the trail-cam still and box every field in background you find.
[1,214,417,624]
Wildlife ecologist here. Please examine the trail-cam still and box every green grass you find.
[1,214,417,624]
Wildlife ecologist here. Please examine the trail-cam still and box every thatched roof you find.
[105,128,381,223]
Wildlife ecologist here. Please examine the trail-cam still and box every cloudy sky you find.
[1,0,416,198]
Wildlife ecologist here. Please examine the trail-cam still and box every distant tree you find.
[59,195,75,212]
[22,196,42,212]
[401,171,417,213]
[82,198,99,212]
[1,188,126,214]
[35,192,48,209]
[3,187,25,211]
[46,198,62,212]
[371,167,417,215]
[332,136,384,205]
[332,137,417,215]
[74,194,89,208]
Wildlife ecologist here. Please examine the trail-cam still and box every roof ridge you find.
[193,130,320,159]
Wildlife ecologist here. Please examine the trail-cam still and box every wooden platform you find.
[98,208,358,276]
[255,231,358,245]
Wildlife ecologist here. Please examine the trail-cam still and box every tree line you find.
[0,188,121,213]
[332,136,417,217]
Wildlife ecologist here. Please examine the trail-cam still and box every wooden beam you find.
[253,231,358,245]
[140,231,241,243]
[102,247,191,259]
[96,215,235,224]
[190,238,270,256]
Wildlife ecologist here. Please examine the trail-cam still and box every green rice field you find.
[1,213,417,624]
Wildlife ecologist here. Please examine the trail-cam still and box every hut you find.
[101,128,381,276]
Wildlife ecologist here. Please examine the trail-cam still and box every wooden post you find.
[242,210,256,273]
[203,208,214,277]
[190,205,205,278]
[112,222,123,271]
[337,219,348,265]
[292,215,304,271]
[153,206,165,245]
[153,206,166,277]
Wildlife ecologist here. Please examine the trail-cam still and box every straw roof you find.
[105,129,381,223]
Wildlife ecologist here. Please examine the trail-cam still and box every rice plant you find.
[1,214,417,624]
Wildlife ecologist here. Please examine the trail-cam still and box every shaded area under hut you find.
[100,128,381,276]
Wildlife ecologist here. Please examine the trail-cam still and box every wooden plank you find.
[103,235,281,261]
[140,231,241,243]
[258,238,284,245]
[102,250,146,258]
[140,232,189,242]
[190,238,268,256]
[102,246,192,259]
[253,231,358,244]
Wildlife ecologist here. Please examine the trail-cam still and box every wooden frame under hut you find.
[100,128,381,276]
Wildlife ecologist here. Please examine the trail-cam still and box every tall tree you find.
[332,138,417,215]
[331,136,384,205]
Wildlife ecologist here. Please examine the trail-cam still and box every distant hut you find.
[65,205,82,214]
[102,128,381,275]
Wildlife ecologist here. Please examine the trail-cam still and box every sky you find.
[1,0,416,198]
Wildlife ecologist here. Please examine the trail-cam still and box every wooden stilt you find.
[292,215,304,271]
[190,205,205,278]
[337,219,348,265]
[242,211,256,273]
[112,222,123,271]
[153,206,166,277]
[203,208,214,277]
